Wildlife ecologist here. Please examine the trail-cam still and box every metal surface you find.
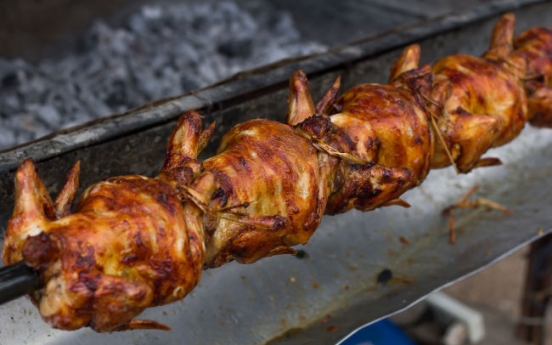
[0,0,551,344]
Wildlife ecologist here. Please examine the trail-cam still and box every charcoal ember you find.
[2,112,50,144]
[218,39,253,59]
[1,73,18,88]
[103,80,129,110]
[0,125,15,149]
[0,59,14,77]
[26,104,62,128]
[1,95,20,112]
[0,1,326,151]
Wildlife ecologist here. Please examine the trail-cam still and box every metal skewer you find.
[0,261,42,305]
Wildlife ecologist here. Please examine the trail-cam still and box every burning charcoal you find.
[1,72,19,88]
[0,58,14,77]
[174,42,201,65]
[78,90,112,118]
[180,74,202,91]
[103,80,128,109]
[217,39,253,59]
[27,104,62,128]
[197,59,221,85]
[0,127,15,149]
[273,13,300,42]
[1,95,21,112]
[133,69,160,99]
[142,6,163,20]
[0,117,15,151]
[0,1,326,151]
[14,130,36,145]
[7,113,50,140]
[126,13,148,36]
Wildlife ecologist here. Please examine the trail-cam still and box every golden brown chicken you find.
[199,117,327,267]
[3,162,205,331]
[2,12,552,334]
[512,24,552,127]
[428,14,528,173]
[253,70,418,221]
[363,14,528,174]
[176,71,412,268]
[322,51,434,214]
[1,71,426,330]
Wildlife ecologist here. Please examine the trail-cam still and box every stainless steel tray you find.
[0,1,551,344]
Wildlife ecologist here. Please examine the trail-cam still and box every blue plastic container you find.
[340,319,418,345]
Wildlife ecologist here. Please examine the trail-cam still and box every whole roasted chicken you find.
[2,13,552,332]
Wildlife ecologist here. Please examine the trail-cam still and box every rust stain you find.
[387,248,399,258]
[326,325,338,332]
[320,314,333,326]
[391,275,416,285]
[399,236,410,245]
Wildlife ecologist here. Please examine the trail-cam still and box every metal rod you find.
[0,261,42,305]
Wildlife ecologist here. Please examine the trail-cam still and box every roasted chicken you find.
[2,13,552,332]
[3,159,204,331]
[512,24,552,127]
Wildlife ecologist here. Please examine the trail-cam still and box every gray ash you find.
[0,2,326,151]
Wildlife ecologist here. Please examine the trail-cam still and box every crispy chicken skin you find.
[1,67,428,330]
[324,83,430,212]
[512,26,552,127]
[377,14,532,173]
[429,53,527,171]
[285,70,417,214]
[202,119,327,267]
[332,84,432,178]
[201,70,419,267]
[3,162,204,332]
[2,12,551,333]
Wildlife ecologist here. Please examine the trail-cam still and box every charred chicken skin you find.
[2,13,552,332]
[3,161,205,331]
[512,25,552,127]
